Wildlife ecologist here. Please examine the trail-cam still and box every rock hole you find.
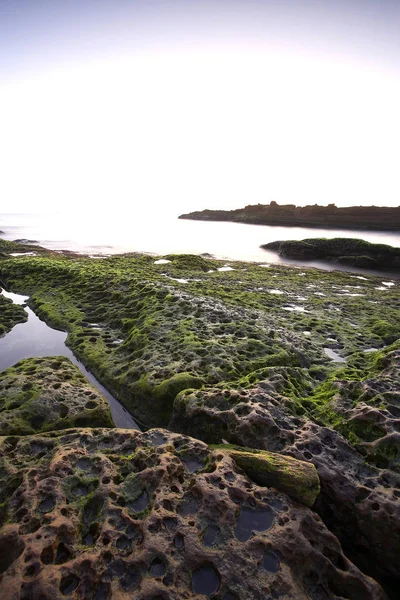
[150,558,166,578]
[58,404,69,418]
[55,543,72,565]
[24,562,40,578]
[85,401,97,409]
[192,563,220,596]
[72,486,89,497]
[162,517,177,531]
[174,533,184,548]
[178,497,198,516]
[83,522,99,546]
[94,581,111,600]
[182,457,203,473]
[83,495,104,524]
[60,574,80,595]
[261,550,280,573]
[38,497,55,513]
[120,567,141,592]
[234,506,275,542]
[116,536,132,552]
[76,458,91,471]
[40,546,54,565]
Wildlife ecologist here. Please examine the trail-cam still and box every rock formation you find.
[0,428,386,599]
[0,292,27,336]
[179,201,400,231]
[262,238,400,272]
[0,239,399,597]
[0,357,114,435]
[171,343,400,591]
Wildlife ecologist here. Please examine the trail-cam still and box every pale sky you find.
[0,1,399,215]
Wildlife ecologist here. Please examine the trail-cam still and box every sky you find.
[0,0,399,216]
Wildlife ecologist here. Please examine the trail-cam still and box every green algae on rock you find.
[0,237,51,257]
[171,347,400,589]
[1,245,398,429]
[212,444,320,507]
[304,340,400,471]
[0,242,398,595]
[0,293,27,336]
[262,237,400,272]
[0,428,386,599]
[0,357,114,435]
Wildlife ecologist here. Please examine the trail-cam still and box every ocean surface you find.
[1,212,399,269]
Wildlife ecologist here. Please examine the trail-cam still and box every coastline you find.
[0,237,399,597]
[179,201,400,231]
[1,213,400,275]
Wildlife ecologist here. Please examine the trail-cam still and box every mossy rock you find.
[1,248,399,429]
[0,357,114,435]
[214,444,320,507]
[0,294,27,336]
[263,237,400,271]
[371,320,400,344]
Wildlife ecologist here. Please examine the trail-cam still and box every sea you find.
[0,211,399,272]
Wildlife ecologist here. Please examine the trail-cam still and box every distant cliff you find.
[179,202,400,231]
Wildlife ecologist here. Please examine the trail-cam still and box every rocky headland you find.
[179,201,400,231]
[262,238,400,272]
[0,238,399,598]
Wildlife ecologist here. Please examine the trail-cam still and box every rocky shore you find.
[262,237,400,272]
[0,292,27,336]
[0,238,399,598]
[179,201,400,231]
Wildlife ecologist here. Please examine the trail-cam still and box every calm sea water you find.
[0,212,399,268]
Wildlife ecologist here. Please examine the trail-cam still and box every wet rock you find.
[0,292,28,337]
[192,563,221,596]
[263,237,400,272]
[234,505,275,542]
[172,356,400,590]
[0,357,114,435]
[0,428,385,599]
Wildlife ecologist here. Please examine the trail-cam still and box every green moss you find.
[264,237,400,271]
[294,342,400,466]
[213,444,320,507]
[0,294,28,336]
[371,320,400,344]
[163,254,218,272]
[0,357,114,435]
[63,475,99,503]
[153,373,204,423]
[1,246,398,430]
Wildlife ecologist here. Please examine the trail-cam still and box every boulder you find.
[0,428,386,599]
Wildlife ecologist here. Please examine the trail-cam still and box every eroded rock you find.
[0,357,114,435]
[171,360,400,590]
[0,428,386,599]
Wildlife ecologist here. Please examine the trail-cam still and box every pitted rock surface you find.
[327,345,400,471]
[0,357,114,435]
[0,428,386,599]
[171,376,400,587]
